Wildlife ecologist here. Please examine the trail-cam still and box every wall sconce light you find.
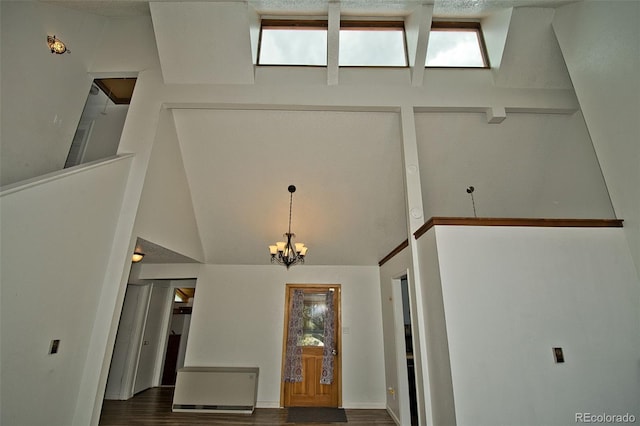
[132,252,145,263]
[47,35,69,54]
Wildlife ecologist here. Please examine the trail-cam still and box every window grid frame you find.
[257,19,490,69]
[257,19,409,68]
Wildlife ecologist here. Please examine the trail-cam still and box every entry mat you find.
[286,407,348,423]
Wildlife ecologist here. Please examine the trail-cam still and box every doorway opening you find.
[65,77,136,168]
[401,276,418,426]
[103,281,196,401]
[280,284,342,408]
[161,287,195,386]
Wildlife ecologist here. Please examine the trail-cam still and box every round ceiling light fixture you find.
[132,252,145,263]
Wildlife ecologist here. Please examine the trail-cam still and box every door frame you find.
[158,282,197,386]
[392,274,417,425]
[279,283,342,408]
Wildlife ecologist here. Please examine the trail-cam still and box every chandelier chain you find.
[288,191,293,235]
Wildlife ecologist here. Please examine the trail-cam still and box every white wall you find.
[0,6,166,423]
[493,7,572,89]
[482,7,512,76]
[0,3,159,187]
[433,225,640,426]
[150,2,254,84]
[416,231,456,426]
[553,1,640,277]
[185,265,386,409]
[0,157,132,426]
[90,15,160,73]
[73,68,166,426]
[81,105,128,164]
[415,111,615,220]
[72,31,165,426]
[134,110,204,263]
[0,2,107,186]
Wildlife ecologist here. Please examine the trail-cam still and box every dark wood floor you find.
[99,387,397,425]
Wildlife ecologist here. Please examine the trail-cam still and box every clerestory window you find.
[426,22,489,68]
[258,19,407,67]
[339,21,407,67]
[258,20,328,66]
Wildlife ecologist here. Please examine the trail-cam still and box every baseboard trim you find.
[256,401,281,409]
[104,391,134,401]
[103,393,121,401]
[387,407,401,425]
[341,402,387,409]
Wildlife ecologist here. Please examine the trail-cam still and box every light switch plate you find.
[553,347,564,363]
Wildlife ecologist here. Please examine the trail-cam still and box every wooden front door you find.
[281,285,341,407]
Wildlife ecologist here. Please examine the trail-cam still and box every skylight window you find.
[426,22,488,68]
[339,21,407,67]
[258,20,328,66]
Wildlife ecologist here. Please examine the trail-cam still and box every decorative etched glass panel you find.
[299,293,327,346]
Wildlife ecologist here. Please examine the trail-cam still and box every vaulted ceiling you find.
[38,0,599,266]
[173,109,407,265]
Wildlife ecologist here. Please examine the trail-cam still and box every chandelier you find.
[269,185,308,269]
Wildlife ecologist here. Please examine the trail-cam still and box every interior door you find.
[133,285,169,394]
[282,285,341,407]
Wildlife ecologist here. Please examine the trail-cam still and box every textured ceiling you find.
[432,0,578,17]
[43,0,151,17]
[42,0,579,17]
